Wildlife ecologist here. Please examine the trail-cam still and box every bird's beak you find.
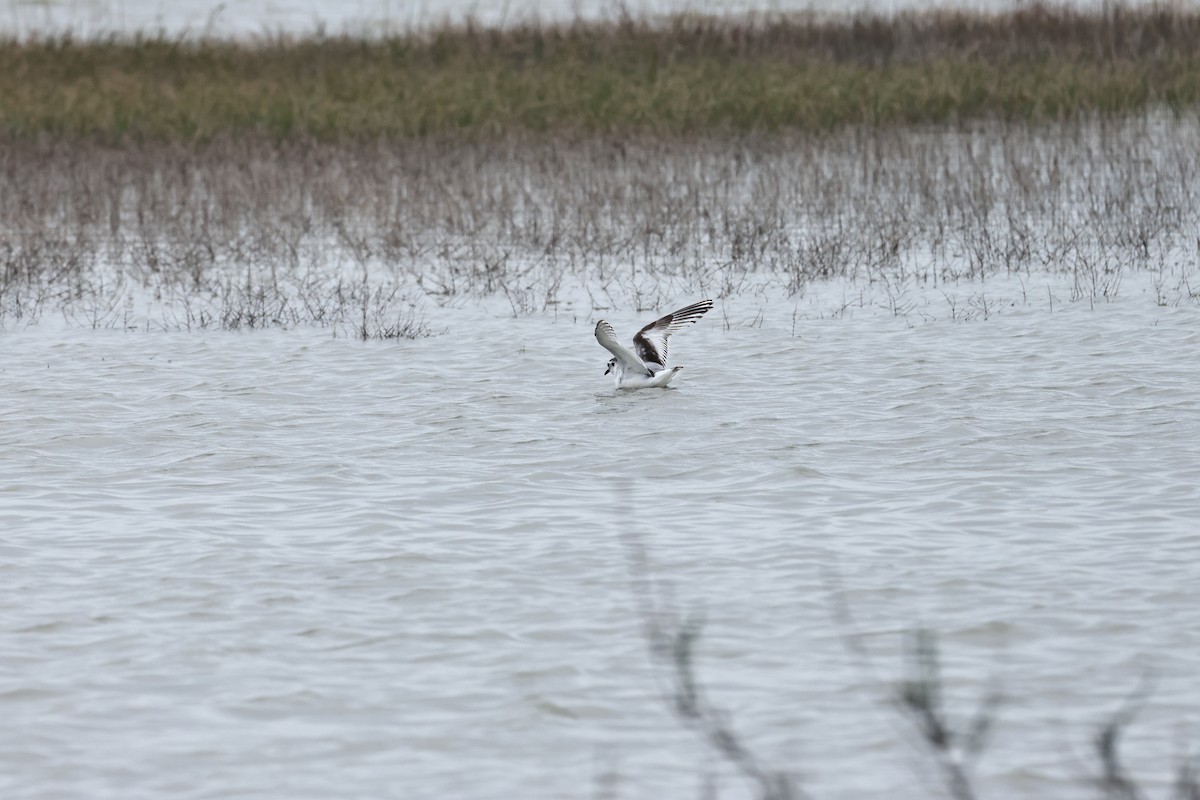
[604,364,612,375]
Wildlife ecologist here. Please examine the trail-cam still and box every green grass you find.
[2,3,1199,142]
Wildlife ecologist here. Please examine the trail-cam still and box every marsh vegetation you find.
[1,4,1198,334]
[2,3,1199,140]
[2,116,1197,333]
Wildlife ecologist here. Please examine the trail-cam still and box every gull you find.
[594,299,714,389]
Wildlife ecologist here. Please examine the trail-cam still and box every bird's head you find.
[604,358,617,375]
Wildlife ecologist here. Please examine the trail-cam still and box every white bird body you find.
[606,363,683,389]
[594,300,713,389]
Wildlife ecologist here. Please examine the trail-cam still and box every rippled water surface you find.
[4,292,1200,799]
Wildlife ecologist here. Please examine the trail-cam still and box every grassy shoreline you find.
[2,3,1199,142]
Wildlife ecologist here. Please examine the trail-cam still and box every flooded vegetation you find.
[2,5,1199,334]
[2,5,1199,333]
[2,116,1198,332]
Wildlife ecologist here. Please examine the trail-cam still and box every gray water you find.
[4,290,1199,799]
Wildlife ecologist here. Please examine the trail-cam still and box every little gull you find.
[594,299,713,389]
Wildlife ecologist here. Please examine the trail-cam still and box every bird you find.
[594,299,713,389]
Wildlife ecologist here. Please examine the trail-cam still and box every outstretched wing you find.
[595,320,653,376]
[632,299,713,368]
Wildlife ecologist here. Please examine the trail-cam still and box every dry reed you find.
[2,115,1197,332]
[1,4,1198,141]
